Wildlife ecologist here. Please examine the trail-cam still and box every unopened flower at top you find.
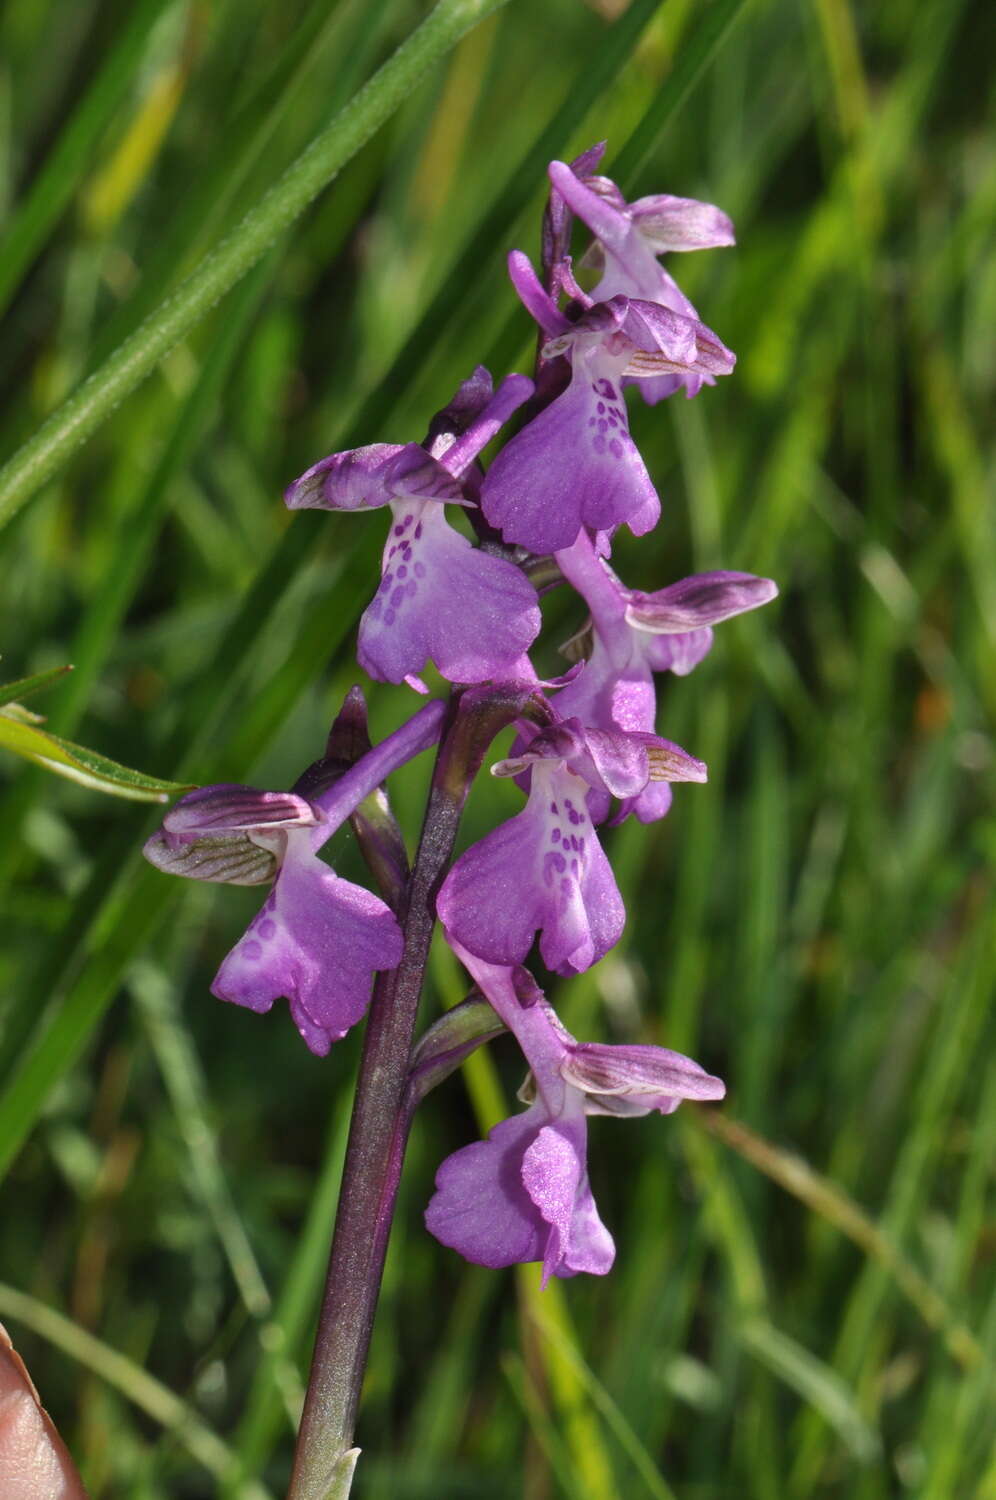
[547,158,735,403]
[286,370,541,689]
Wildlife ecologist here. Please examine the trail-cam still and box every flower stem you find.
[286,688,523,1500]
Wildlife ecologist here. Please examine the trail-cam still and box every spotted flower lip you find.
[357,496,541,686]
[480,340,659,553]
[285,372,541,686]
[147,784,402,1055]
[211,830,402,1056]
[437,747,625,976]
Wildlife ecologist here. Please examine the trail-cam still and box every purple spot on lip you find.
[382,572,393,588]
[258,919,276,940]
[551,828,561,843]
[596,401,605,414]
[393,524,405,537]
[384,607,396,625]
[242,940,262,961]
[397,565,408,579]
[593,435,607,454]
[406,580,417,596]
[414,522,423,539]
[414,561,426,578]
[391,586,406,608]
[609,439,623,459]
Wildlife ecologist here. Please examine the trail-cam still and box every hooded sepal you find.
[561,1041,726,1116]
[142,784,320,885]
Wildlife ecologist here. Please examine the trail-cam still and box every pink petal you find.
[358,501,540,685]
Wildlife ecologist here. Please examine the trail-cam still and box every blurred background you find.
[0,0,993,1495]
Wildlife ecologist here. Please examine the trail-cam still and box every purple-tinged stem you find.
[286,687,525,1500]
[307,697,446,853]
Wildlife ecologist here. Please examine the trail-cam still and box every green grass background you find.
[1,0,993,1494]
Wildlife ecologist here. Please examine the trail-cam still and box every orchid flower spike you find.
[285,369,541,688]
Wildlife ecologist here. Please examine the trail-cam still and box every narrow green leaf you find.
[0,713,191,801]
[0,663,73,708]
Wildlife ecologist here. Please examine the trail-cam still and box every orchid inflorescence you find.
[145,144,776,1285]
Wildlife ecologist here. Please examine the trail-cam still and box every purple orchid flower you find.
[143,699,445,1054]
[554,533,778,821]
[145,785,401,1054]
[285,371,541,688]
[479,253,733,553]
[547,158,735,404]
[425,949,724,1282]
[436,712,704,975]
